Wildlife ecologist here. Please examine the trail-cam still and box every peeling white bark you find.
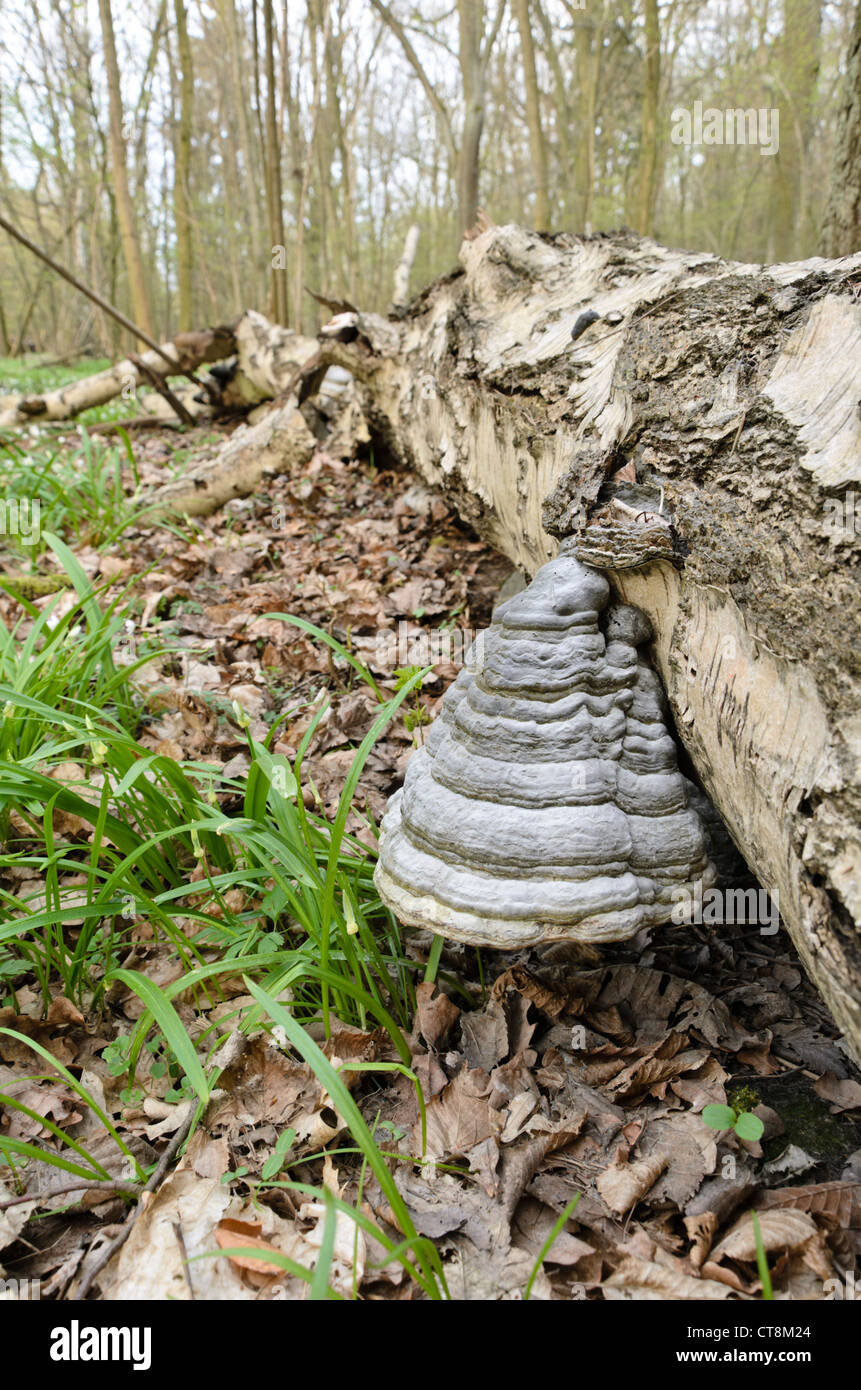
[333,223,861,1059]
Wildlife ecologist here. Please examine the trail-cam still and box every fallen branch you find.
[148,399,317,517]
[0,324,235,428]
[0,1179,139,1211]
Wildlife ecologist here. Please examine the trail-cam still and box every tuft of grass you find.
[0,584,444,1298]
[243,979,448,1299]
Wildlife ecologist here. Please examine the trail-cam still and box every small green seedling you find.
[394,665,430,745]
[701,1102,764,1143]
[102,1034,144,1107]
[261,1127,297,1181]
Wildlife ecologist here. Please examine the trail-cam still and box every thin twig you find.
[0,1179,140,1211]
[86,416,189,435]
[0,211,213,401]
[72,1106,197,1301]
[172,1220,195,1299]
[127,351,195,425]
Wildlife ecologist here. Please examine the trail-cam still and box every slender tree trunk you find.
[263,0,288,323]
[292,4,328,329]
[173,0,194,330]
[534,0,575,226]
[574,11,599,233]
[323,21,358,299]
[456,0,485,233]
[97,0,154,340]
[633,0,660,236]
[220,0,265,306]
[820,0,861,256]
[768,0,822,261]
[515,0,549,230]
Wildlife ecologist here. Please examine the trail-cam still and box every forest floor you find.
[0,405,859,1301]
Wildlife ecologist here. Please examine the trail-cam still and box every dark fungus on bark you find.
[571,309,602,342]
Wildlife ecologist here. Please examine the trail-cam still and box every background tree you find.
[172,0,194,330]
[1,0,857,353]
[820,0,861,256]
[97,0,154,340]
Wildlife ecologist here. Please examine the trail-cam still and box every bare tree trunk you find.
[820,0,861,257]
[534,0,575,225]
[633,0,660,236]
[768,0,822,261]
[391,223,419,309]
[263,0,288,323]
[97,0,154,340]
[323,224,861,1061]
[173,0,194,330]
[456,0,485,233]
[514,0,549,230]
[292,3,328,331]
[574,7,599,233]
[220,0,265,302]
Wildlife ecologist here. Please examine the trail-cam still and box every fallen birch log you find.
[0,325,236,427]
[0,310,320,427]
[149,399,316,517]
[315,223,861,1061]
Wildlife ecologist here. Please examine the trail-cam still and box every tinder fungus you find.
[374,547,716,948]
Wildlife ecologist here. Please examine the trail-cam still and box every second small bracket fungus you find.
[374,552,715,948]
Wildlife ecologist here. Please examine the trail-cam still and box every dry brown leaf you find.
[215,1218,284,1277]
[419,1067,504,1167]
[637,1109,719,1206]
[757,1180,861,1229]
[413,981,461,1050]
[606,1043,711,1101]
[584,964,763,1051]
[711,1208,819,1263]
[684,1211,718,1268]
[4,1080,82,1139]
[602,1255,737,1300]
[597,1150,670,1216]
[499,1122,584,1218]
[700,1260,751,1293]
[459,999,511,1071]
[814,1071,861,1112]
[0,1180,35,1252]
[512,1197,595,1266]
[95,1156,235,1300]
[45,996,85,1027]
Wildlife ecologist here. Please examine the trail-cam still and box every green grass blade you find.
[107,969,211,1104]
[751,1211,774,1300]
[244,978,446,1299]
[524,1193,581,1300]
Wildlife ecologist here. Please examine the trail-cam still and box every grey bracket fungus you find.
[374,548,716,949]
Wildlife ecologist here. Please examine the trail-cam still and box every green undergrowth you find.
[0,551,470,1297]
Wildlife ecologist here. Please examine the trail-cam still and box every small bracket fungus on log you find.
[374,547,716,948]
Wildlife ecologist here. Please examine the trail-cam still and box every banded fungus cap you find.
[374,550,716,949]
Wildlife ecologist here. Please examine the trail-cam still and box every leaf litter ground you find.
[1,422,860,1301]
